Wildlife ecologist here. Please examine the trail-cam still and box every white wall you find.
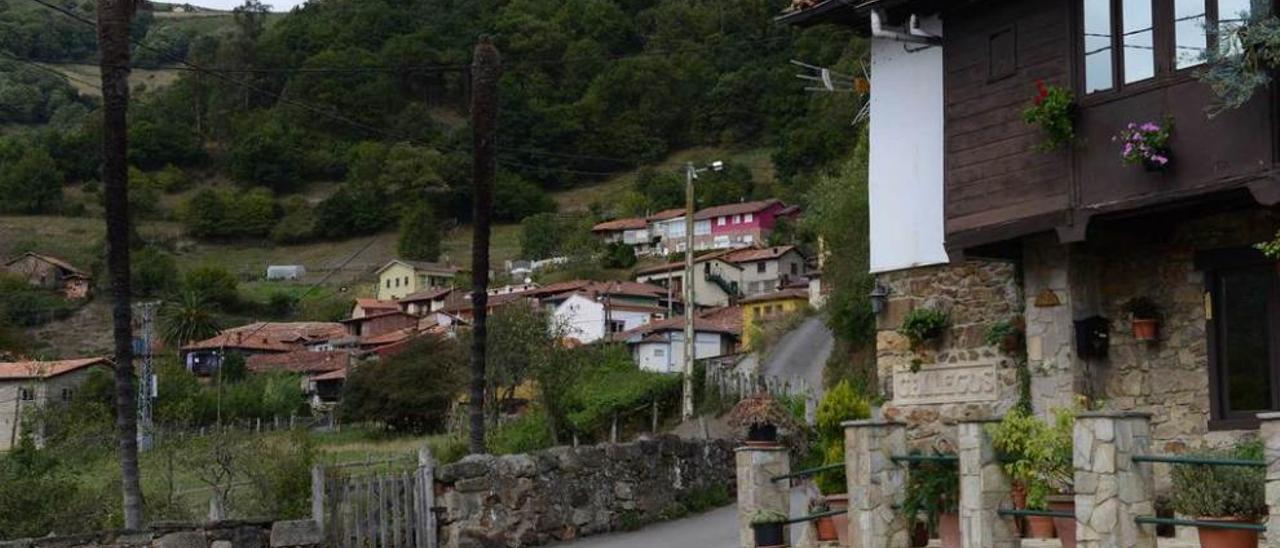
[868,15,950,273]
[633,331,726,373]
[553,294,653,344]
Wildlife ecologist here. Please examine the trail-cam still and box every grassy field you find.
[552,146,777,213]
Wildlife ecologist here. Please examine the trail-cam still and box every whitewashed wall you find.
[633,332,726,373]
[868,15,950,273]
[553,294,653,344]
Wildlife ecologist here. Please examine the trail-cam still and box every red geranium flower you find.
[1034,80,1048,106]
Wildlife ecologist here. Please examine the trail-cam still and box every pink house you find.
[692,199,795,251]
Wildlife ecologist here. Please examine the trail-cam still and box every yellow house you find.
[375,259,459,301]
[741,288,811,348]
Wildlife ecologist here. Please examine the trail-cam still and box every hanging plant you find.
[1115,120,1173,171]
[1196,14,1280,116]
[899,307,949,350]
[1254,230,1280,275]
[1021,80,1075,151]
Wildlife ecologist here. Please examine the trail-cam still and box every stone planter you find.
[824,494,849,545]
[1194,517,1259,548]
[1131,319,1158,341]
[1047,495,1076,548]
[937,512,960,548]
[1025,515,1056,538]
[752,522,787,547]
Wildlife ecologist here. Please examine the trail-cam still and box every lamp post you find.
[682,160,723,421]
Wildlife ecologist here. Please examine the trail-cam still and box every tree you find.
[160,290,219,346]
[480,300,560,426]
[340,336,466,432]
[96,0,143,529]
[397,200,441,261]
[182,266,239,310]
[519,212,560,260]
[0,145,63,214]
[131,246,179,297]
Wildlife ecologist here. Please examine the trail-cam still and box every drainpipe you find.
[870,9,941,46]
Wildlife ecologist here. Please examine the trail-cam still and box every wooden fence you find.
[312,447,436,548]
[702,354,818,424]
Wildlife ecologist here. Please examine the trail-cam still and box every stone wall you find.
[875,260,1023,445]
[0,519,321,548]
[436,436,736,547]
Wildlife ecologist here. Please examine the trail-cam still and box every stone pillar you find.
[736,445,790,548]
[1073,412,1156,548]
[844,420,909,548]
[957,419,1020,548]
[1260,412,1280,548]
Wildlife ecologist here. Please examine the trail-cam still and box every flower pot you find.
[910,521,929,547]
[1195,517,1259,548]
[938,512,961,548]
[1047,496,1076,548]
[747,423,778,444]
[1010,481,1028,535]
[752,522,787,547]
[825,494,849,544]
[1025,515,1056,538]
[1131,319,1158,341]
[1000,332,1023,355]
[815,515,838,541]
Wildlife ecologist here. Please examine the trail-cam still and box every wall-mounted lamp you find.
[869,283,891,315]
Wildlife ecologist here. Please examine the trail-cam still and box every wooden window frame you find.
[1197,247,1279,430]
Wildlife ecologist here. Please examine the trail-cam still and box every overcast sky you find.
[182,0,307,11]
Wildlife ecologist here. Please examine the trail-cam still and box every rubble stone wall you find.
[436,436,736,548]
[0,519,321,548]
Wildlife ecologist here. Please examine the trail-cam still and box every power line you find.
[0,50,104,90]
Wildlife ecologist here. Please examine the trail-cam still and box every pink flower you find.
[1151,155,1168,165]
[1140,122,1159,132]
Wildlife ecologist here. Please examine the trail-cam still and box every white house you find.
[552,292,662,344]
[614,315,741,373]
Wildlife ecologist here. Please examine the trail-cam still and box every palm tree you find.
[161,291,220,347]
[467,37,500,454]
[97,0,144,530]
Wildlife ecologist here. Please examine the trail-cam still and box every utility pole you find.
[134,301,159,451]
[682,163,697,421]
[97,0,143,530]
[467,36,500,455]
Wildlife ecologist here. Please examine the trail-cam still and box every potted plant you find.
[1022,80,1076,151]
[813,380,870,544]
[985,318,1025,355]
[808,498,837,541]
[1115,120,1173,172]
[1195,14,1280,116]
[1123,297,1160,342]
[900,450,961,548]
[899,307,949,350]
[1253,230,1280,274]
[750,509,789,547]
[988,406,1077,544]
[728,393,794,446]
[1171,440,1265,548]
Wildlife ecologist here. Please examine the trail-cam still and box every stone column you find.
[1259,412,1280,548]
[736,445,790,548]
[1073,412,1156,548]
[957,419,1020,548]
[844,420,909,548]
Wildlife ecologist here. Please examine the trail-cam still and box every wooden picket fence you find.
[702,354,818,424]
[312,447,437,548]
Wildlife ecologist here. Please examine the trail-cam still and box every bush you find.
[814,380,870,495]
[602,241,637,269]
[899,308,948,348]
[182,266,240,310]
[397,200,441,261]
[987,407,1074,509]
[133,246,180,297]
[487,409,554,455]
[1171,439,1266,520]
[494,172,555,222]
[341,336,466,433]
[0,273,75,327]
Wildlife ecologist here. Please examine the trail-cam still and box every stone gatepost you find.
[957,419,1020,548]
[736,445,790,548]
[844,420,909,548]
[1073,412,1156,548]
[1259,412,1280,548]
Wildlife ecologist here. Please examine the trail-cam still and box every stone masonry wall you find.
[875,260,1023,446]
[0,519,321,548]
[436,435,735,547]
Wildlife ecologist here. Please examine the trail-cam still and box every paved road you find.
[759,316,834,398]
[555,489,811,548]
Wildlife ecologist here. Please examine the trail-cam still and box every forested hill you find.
[0,0,864,240]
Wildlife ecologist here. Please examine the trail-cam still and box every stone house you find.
[374,259,458,301]
[780,0,1280,453]
[3,252,92,299]
[0,357,111,450]
[181,322,345,376]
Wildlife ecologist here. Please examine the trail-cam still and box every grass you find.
[42,63,185,97]
[552,146,777,213]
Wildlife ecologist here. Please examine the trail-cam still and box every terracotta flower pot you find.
[1047,496,1076,548]
[1195,517,1260,548]
[1132,319,1158,341]
[910,521,929,547]
[938,512,961,548]
[815,515,838,541]
[1025,515,1056,538]
[826,494,849,544]
[1010,481,1028,534]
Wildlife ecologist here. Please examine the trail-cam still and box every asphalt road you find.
[758,316,834,398]
[556,489,811,548]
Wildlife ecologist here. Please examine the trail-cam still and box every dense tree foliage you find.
[397,200,441,261]
[341,336,467,432]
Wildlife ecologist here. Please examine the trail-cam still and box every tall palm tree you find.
[468,37,500,455]
[97,0,144,530]
[161,291,221,347]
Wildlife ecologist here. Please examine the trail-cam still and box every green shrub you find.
[487,409,554,455]
[1171,439,1265,520]
[987,407,1074,509]
[183,266,240,310]
[814,380,870,495]
[132,246,180,298]
[899,308,948,348]
[900,451,960,532]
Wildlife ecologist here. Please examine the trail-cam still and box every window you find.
[744,213,754,223]
[607,320,626,334]
[1200,248,1280,427]
[753,307,761,318]
[653,348,665,358]
[61,388,74,402]
[732,214,742,224]
[1084,0,1259,93]
[19,388,33,401]
[717,217,727,226]
[385,279,391,288]
[757,262,767,274]
[791,263,800,276]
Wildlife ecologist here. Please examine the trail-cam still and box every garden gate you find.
[312,447,437,548]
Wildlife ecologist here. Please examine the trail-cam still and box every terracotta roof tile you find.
[693,199,783,220]
[592,217,648,231]
[724,245,799,264]
[0,357,110,380]
[633,250,739,275]
[398,287,454,303]
[181,322,345,351]
[246,351,349,374]
[740,288,811,304]
[355,298,399,310]
[647,209,685,221]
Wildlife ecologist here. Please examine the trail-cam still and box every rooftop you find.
[0,357,109,381]
[246,350,348,374]
[182,322,345,352]
[694,199,783,220]
[4,252,88,277]
[723,245,800,264]
[592,217,649,232]
[740,288,811,304]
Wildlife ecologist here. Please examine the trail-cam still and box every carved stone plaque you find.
[893,361,1000,405]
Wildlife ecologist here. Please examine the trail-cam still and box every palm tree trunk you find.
[97,0,143,530]
[467,37,500,455]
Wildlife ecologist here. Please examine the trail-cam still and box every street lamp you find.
[680,160,723,421]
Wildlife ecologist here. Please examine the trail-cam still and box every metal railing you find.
[998,509,1074,519]
[770,463,843,483]
[774,508,845,525]
[891,454,959,464]
[1131,454,1265,468]
[1135,516,1265,532]
[1132,453,1267,532]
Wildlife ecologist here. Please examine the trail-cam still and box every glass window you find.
[1175,0,1209,68]
[717,217,726,226]
[1217,0,1255,56]
[1213,265,1273,415]
[745,213,754,223]
[757,263,766,274]
[1124,0,1156,83]
[1084,0,1115,92]
[733,214,742,223]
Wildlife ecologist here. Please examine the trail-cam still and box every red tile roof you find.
[339,310,418,324]
[181,322,345,352]
[740,288,811,304]
[633,250,739,276]
[647,209,685,221]
[355,298,399,311]
[359,327,419,347]
[592,217,648,232]
[694,199,783,220]
[398,287,453,303]
[612,306,744,341]
[312,368,347,381]
[0,357,110,380]
[246,351,349,374]
[723,245,799,264]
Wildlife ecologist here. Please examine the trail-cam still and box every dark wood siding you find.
[944,0,1074,248]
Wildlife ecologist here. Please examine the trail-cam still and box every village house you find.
[781,0,1280,452]
[540,281,672,344]
[2,252,92,299]
[374,259,458,301]
[614,306,742,373]
[396,287,454,316]
[350,298,400,319]
[740,288,813,348]
[634,252,743,308]
[0,357,111,451]
[180,322,345,376]
[340,309,418,338]
[723,245,809,296]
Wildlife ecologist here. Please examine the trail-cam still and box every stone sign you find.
[893,361,1000,405]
